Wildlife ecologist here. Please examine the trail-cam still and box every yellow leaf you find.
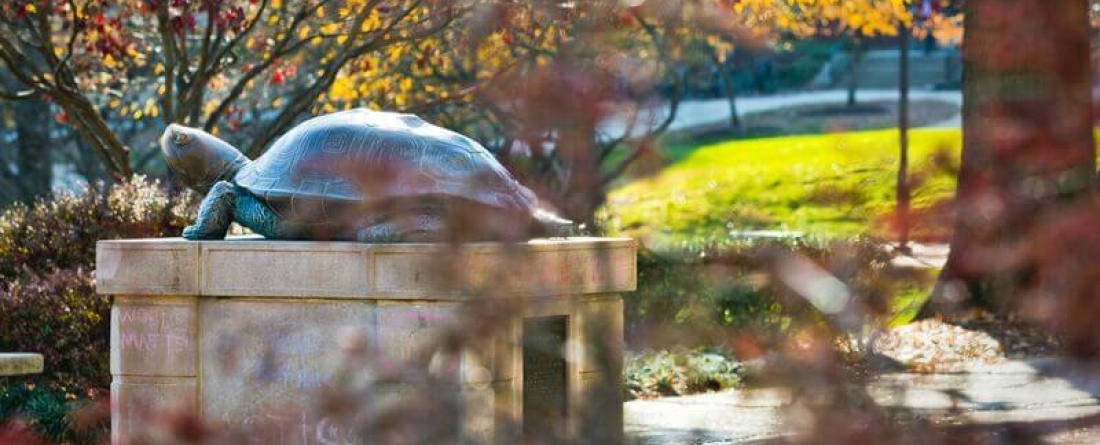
[154,63,165,75]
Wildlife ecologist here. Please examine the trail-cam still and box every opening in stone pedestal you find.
[522,316,569,442]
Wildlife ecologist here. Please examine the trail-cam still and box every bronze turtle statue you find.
[160,108,571,242]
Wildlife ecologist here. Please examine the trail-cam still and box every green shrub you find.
[0,176,195,283]
[0,177,196,391]
[624,349,744,399]
[0,270,104,392]
[625,235,905,350]
[0,382,107,445]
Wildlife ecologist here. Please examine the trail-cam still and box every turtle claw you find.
[533,208,575,238]
[182,224,224,240]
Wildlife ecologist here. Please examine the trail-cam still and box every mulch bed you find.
[871,311,1063,373]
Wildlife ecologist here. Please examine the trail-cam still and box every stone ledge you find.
[97,237,636,299]
[0,353,44,376]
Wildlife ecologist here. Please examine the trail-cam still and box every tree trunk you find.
[560,122,604,225]
[710,49,741,129]
[920,0,1096,317]
[896,24,911,252]
[846,38,864,108]
[0,74,52,204]
[51,90,133,181]
[13,98,54,203]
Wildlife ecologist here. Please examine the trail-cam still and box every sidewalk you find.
[601,89,962,138]
[625,358,1100,444]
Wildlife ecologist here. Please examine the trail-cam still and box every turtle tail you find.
[532,208,575,238]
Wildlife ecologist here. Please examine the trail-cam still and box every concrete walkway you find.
[626,358,1100,444]
[601,89,962,138]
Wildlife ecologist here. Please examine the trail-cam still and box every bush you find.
[0,270,104,392]
[625,235,904,351]
[0,177,196,391]
[0,176,195,282]
[0,382,107,445]
[624,348,744,399]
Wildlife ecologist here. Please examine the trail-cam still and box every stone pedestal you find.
[97,237,635,445]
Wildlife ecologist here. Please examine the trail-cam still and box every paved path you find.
[601,89,962,138]
[626,358,1100,444]
[889,242,950,269]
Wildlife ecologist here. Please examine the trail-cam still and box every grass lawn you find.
[605,127,1100,327]
[602,128,963,248]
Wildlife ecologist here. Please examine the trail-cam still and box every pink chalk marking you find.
[119,332,192,353]
[118,306,189,329]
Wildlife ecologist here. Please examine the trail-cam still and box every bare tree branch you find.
[0,85,36,100]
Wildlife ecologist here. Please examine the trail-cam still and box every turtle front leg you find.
[182,181,238,240]
[233,189,295,239]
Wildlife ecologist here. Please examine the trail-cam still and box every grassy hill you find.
[602,128,963,248]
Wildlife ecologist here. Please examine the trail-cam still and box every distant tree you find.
[0,0,456,180]
[756,0,912,107]
[921,0,1096,316]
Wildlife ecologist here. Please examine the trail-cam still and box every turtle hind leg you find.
[356,214,445,243]
[182,181,238,240]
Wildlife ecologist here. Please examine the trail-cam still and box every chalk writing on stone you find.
[237,411,356,445]
[116,305,194,358]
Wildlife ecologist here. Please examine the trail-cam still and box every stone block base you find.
[98,237,634,444]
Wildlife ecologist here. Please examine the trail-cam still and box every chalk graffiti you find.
[118,306,190,328]
[200,304,472,445]
[116,305,194,355]
[237,411,356,445]
[118,332,192,353]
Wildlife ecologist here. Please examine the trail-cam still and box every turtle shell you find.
[234,109,537,226]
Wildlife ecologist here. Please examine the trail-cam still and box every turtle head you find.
[160,124,249,193]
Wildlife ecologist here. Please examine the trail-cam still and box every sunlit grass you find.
[602,128,962,248]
